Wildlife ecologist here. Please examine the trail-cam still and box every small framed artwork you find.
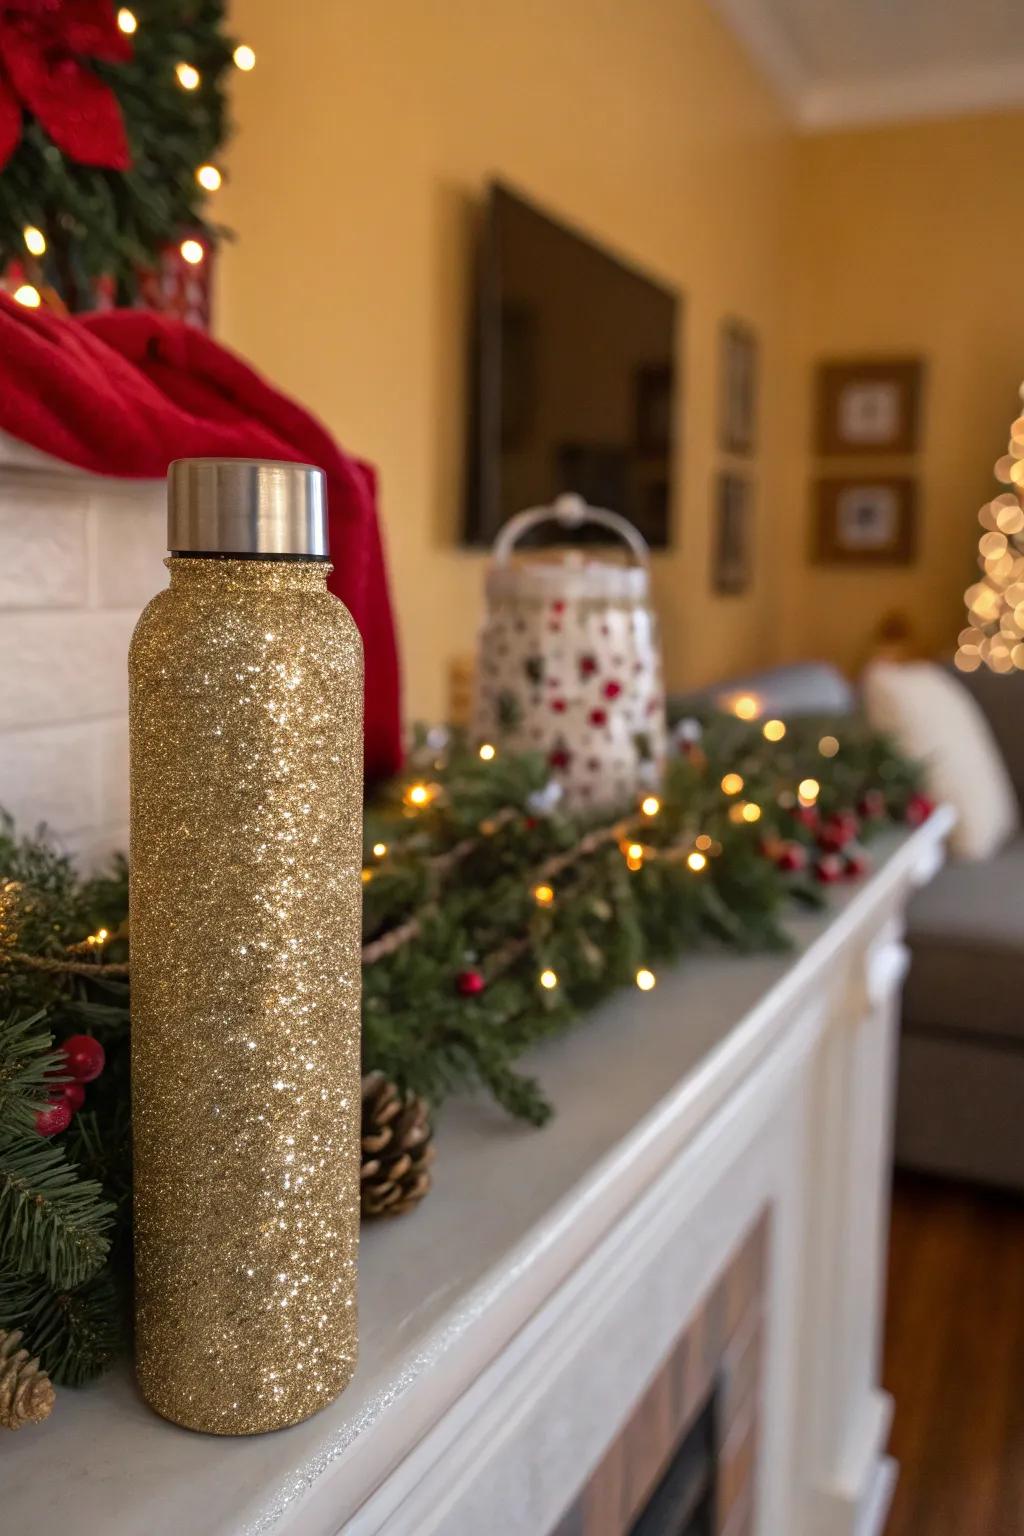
[720,320,758,455]
[712,473,753,594]
[815,359,923,455]
[813,476,917,565]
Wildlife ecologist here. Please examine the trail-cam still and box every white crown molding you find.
[800,56,1024,131]
[709,0,1024,131]
[705,0,808,119]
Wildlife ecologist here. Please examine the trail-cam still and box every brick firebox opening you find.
[552,1211,769,1536]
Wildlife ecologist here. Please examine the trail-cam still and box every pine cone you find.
[361,1072,434,1218]
[0,1329,55,1431]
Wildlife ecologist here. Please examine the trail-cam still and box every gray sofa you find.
[896,665,1024,1191]
[675,661,1024,1193]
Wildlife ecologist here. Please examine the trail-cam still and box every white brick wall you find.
[0,432,166,869]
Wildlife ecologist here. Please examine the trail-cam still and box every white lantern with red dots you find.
[472,495,667,811]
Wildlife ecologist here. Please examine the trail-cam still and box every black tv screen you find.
[466,181,679,549]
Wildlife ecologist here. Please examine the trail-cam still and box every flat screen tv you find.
[466,181,679,549]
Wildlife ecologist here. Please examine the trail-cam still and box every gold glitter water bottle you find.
[130,459,363,1435]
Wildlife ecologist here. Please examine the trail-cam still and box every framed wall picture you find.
[813,476,917,565]
[712,472,753,594]
[815,359,923,455]
[720,320,758,455]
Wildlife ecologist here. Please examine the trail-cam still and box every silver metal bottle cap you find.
[167,459,329,558]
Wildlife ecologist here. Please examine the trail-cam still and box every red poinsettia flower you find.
[0,0,133,170]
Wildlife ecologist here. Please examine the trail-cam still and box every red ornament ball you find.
[456,969,486,997]
[35,1097,73,1138]
[60,1081,86,1112]
[60,1034,105,1083]
[905,792,935,827]
[814,853,845,884]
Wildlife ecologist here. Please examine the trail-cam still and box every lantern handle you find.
[492,493,650,566]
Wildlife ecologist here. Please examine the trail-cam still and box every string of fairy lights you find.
[957,384,1024,675]
[11,12,256,310]
[368,693,846,1000]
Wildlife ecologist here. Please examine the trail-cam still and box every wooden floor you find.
[883,1173,1024,1536]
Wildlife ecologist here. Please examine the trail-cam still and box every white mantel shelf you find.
[4,811,953,1536]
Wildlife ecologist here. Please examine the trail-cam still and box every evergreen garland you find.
[0,0,240,309]
[0,710,925,1392]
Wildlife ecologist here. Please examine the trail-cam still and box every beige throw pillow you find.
[863,661,1018,861]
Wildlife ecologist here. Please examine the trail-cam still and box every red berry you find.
[603,681,622,700]
[61,1082,86,1112]
[60,1034,105,1084]
[815,853,844,884]
[906,792,935,827]
[588,708,608,727]
[35,1097,73,1137]
[858,789,886,820]
[456,969,486,997]
[776,843,807,874]
[843,848,871,880]
[817,813,860,853]
[549,748,571,769]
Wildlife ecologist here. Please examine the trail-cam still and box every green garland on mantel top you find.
[0,709,927,1395]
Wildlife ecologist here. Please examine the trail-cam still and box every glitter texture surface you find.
[129,557,363,1435]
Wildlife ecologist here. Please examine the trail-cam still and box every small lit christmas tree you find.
[959,382,1024,673]
[0,0,255,315]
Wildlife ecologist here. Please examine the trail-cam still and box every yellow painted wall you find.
[783,111,1024,674]
[218,0,798,719]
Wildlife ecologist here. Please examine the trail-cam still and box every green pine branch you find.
[0,1262,122,1386]
[0,1009,60,1133]
[0,1131,114,1291]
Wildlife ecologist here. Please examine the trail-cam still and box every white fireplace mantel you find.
[4,811,953,1536]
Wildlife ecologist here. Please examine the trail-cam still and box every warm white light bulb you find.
[635,968,656,991]
[686,851,707,872]
[175,62,200,90]
[13,284,40,308]
[196,163,222,192]
[539,968,558,990]
[233,43,256,70]
[23,225,46,256]
[180,238,205,265]
[117,6,137,32]
[640,795,661,817]
[478,743,496,761]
